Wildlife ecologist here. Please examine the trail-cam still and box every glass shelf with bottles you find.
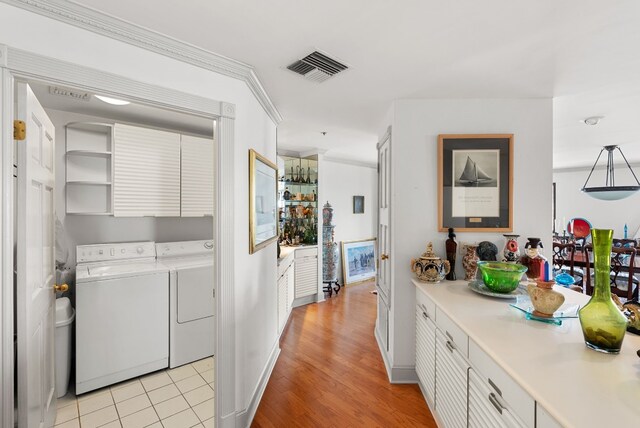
[280,157,318,185]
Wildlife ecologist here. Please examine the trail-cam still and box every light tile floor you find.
[55,357,215,428]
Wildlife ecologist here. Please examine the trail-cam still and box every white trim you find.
[235,341,281,428]
[0,46,234,428]
[0,0,282,124]
[375,325,418,383]
[323,155,377,170]
[0,66,14,428]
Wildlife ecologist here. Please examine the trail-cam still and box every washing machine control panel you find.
[76,242,156,263]
[156,240,214,258]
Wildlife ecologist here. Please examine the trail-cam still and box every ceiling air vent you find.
[287,51,348,83]
[49,86,91,102]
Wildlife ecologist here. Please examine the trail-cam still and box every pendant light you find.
[581,145,640,200]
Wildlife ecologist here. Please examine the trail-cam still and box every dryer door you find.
[177,265,215,323]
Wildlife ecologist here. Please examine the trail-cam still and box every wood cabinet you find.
[113,123,181,217]
[294,247,318,300]
[415,286,535,428]
[181,134,213,217]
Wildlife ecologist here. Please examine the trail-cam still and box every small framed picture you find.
[353,195,364,214]
[341,238,377,285]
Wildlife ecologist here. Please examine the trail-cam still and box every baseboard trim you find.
[374,327,418,384]
[235,341,280,428]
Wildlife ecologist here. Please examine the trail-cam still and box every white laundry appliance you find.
[156,240,214,368]
[75,242,169,394]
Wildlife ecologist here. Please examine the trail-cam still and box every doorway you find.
[1,47,232,428]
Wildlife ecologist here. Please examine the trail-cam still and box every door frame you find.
[0,45,235,428]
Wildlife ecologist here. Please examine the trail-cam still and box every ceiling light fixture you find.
[581,145,640,200]
[94,95,130,106]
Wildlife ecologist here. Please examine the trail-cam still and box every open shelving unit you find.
[65,122,113,215]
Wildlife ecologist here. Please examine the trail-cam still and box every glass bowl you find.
[477,261,528,293]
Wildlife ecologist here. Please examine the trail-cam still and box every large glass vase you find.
[578,229,627,354]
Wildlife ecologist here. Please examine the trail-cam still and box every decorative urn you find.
[411,242,451,283]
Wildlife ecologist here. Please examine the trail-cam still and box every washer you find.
[75,242,169,394]
[156,240,214,368]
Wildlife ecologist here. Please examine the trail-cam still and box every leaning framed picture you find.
[438,134,513,232]
[249,149,278,254]
[341,238,377,285]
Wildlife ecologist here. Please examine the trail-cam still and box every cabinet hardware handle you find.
[422,311,429,320]
[489,392,503,414]
[488,378,502,396]
[419,304,428,316]
[445,340,455,353]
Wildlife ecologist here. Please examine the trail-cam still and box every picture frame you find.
[438,134,513,232]
[341,238,377,285]
[249,149,278,254]
[353,195,364,214]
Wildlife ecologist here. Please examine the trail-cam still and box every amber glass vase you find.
[578,229,627,354]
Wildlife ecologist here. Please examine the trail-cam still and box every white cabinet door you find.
[295,255,318,299]
[435,329,469,428]
[469,368,527,428]
[277,270,288,334]
[536,404,563,428]
[181,135,213,217]
[287,261,295,312]
[113,124,181,216]
[415,305,436,405]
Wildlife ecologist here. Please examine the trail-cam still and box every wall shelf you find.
[66,122,114,215]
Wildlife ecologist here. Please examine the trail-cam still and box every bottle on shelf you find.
[283,187,291,201]
[306,166,311,184]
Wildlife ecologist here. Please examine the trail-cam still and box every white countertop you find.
[414,279,640,427]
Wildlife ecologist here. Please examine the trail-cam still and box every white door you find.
[377,132,391,301]
[16,82,57,428]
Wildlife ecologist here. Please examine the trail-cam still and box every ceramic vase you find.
[462,244,479,281]
[527,280,565,317]
[502,234,520,263]
[411,242,450,283]
[578,229,627,354]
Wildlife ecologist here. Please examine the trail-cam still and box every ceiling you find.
[69,0,640,167]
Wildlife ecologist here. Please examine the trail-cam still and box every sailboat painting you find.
[453,150,498,188]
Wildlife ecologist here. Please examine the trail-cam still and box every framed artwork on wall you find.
[353,195,364,214]
[341,238,377,285]
[249,149,278,254]
[438,134,513,232]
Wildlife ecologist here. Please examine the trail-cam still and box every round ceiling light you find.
[95,95,130,106]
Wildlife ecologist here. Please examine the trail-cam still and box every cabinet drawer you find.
[435,307,468,358]
[416,289,436,320]
[469,339,535,428]
[295,247,317,259]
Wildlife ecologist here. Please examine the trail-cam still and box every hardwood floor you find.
[252,281,437,427]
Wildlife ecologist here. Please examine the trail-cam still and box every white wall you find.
[0,3,278,423]
[322,159,377,283]
[385,98,553,370]
[554,166,640,238]
[49,109,213,268]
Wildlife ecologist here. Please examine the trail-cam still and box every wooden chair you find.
[552,242,584,288]
[584,244,638,300]
[613,238,639,248]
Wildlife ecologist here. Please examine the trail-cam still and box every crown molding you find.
[1,0,282,124]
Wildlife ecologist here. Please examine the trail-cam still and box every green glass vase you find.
[578,229,627,354]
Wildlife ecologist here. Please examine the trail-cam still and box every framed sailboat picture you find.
[438,134,513,232]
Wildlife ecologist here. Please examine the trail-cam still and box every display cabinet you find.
[278,156,318,245]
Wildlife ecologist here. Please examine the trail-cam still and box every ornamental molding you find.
[1,0,282,124]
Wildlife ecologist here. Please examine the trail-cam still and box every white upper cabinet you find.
[113,124,181,217]
[181,135,214,217]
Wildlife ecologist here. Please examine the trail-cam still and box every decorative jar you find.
[411,242,450,283]
[579,229,627,354]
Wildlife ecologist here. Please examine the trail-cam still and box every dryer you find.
[157,240,214,368]
[75,242,169,394]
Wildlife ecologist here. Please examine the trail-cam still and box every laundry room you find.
[14,80,216,425]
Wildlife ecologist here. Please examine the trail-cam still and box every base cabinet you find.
[415,287,536,428]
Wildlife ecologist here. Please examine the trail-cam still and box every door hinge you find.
[14,120,26,140]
